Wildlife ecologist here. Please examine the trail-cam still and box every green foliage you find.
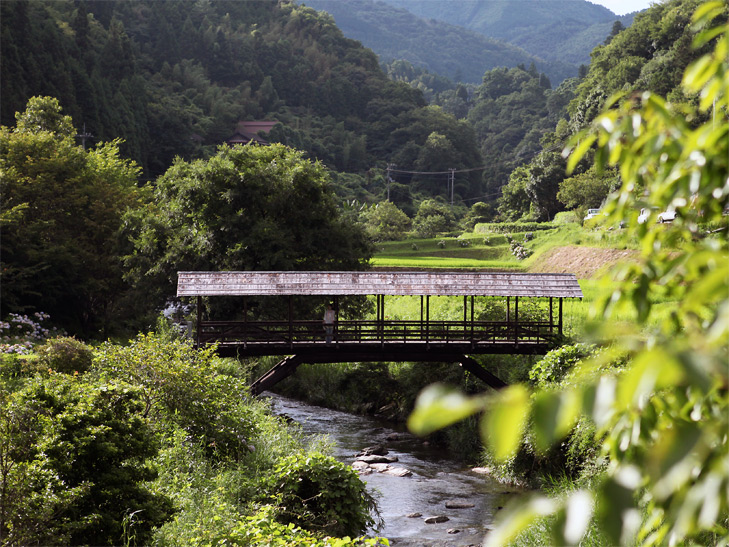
[36,336,93,375]
[474,222,556,234]
[410,4,729,545]
[221,505,387,547]
[13,96,74,137]
[0,98,143,337]
[361,200,411,241]
[468,66,570,196]
[528,343,597,388]
[123,143,371,313]
[497,165,533,221]
[413,199,455,237]
[94,333,257,462]
[0,375,174,545]
[557,166,618,213]
[460,201,496,230]
[268,452,380,538]
[569,0,708,126]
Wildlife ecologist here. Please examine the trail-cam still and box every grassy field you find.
[370,223,675,333]
[370,223,641,270]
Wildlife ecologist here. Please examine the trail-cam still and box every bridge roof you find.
[177,271,583,298]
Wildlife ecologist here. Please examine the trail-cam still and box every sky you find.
[589,0,655,15]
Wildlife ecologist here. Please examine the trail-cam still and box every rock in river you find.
[357,444,389,456]
[445,500,475,509]
[384,466,412,477]
[356,454,398,464]
[424,515,450,524]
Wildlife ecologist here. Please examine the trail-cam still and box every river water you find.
[265,392,516,546]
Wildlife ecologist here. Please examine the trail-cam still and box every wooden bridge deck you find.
[201,319,560,357]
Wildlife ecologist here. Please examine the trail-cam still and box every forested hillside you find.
[380,0,636,67]
[300,0,576,84]
[495,0,723,221]
[0,0,482,201]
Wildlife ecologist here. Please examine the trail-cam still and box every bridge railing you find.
[198,319,559,347]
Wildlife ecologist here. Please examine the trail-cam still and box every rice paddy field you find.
[369,223,676,334]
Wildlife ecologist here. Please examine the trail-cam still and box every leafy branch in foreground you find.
[409,2,729,546]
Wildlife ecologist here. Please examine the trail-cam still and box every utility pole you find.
[449,168,455,205]
[76,124,93,150]
[386,163,394,201]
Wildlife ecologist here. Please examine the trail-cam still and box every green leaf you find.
[483,384,530,461]
[532,389,580,453]
[566,133,597,174]
[407,384,483,436]
[484,495,559,547]
[597,467,643,545]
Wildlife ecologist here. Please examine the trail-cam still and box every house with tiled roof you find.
[225,121,278,146]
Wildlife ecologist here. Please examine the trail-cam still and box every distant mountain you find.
[301,0,577,83]
[380,0,636,65]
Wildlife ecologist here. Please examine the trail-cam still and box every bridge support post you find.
[196,296,202,347]
[250,355,304,396]
[458,356,507,389]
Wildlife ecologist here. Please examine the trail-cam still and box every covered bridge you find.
[177,271,583,393]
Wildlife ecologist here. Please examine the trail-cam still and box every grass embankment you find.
[371,223,640,273]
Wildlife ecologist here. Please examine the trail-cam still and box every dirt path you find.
[528,245,639,279]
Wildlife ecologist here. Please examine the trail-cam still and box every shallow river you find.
[265,392,516,546]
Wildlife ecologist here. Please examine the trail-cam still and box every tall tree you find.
[0,97,143,337]
[122,143,372,314]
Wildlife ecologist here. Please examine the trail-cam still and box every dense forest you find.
[301,0,576,84]
[1,0,722,332]
[0,0,482,205]
[379,0,636,67]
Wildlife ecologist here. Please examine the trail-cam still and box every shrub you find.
[528,343,596,388]
[268,452,380,537]
[437,240,446,248]
[36,336,93,375]
[509,239,531,260]
[94,333,257,462]
[0,312,61,355]
[474,222,556,234]
[0,376,175,545]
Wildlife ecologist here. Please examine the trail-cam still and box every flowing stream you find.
[265,392,517,546]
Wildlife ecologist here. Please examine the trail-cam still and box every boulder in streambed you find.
[357,444,388,456]
[369,463,390,472]
[424,515,450,524]
[445,500,475,509]
[351,461,372,474]
[356,454,398,464]
[383,466,412,477]
[406,513,422,518]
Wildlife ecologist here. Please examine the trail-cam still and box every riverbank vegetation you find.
[0,329,385,545]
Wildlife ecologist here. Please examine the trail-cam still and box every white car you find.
[584,208,601,221]
[638,207,652,224]
[657,209,678,223]
[638,207,677,224]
